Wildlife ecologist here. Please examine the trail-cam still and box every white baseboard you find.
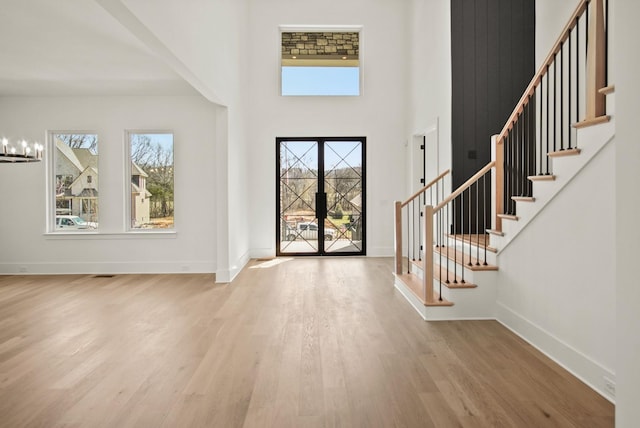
[216,249,252,283]
[249,248,276,260]
[368,246,394,257]
[393,275,428,320]
[0,261,216,275]
[496,301,615,403]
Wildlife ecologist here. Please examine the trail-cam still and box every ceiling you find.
[0,0,198,96]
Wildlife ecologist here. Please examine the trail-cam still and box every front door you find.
[276,137,366,256]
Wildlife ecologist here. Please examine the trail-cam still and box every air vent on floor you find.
[93,275,115,278]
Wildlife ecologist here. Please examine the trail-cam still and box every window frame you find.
[279,25,364,97]
[124,130,176,233]
[47,130,100,234]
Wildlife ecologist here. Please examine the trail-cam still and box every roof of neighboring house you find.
[70,167,99,196]
[132,162,148,177]
[131,182,152,197]
[73,147,98,169]
[56,139,84,172]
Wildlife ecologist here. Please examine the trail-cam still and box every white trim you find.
[0,261,215,275]
[216,249,252,283]
[43,231,177,240]
[47,130,100,233]
[496,301,616,403]
[124,130,175,233]
[278,25,364,97]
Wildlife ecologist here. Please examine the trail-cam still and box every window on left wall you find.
[51,133,99,231]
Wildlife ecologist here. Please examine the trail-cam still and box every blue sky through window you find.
[282,66,360,96]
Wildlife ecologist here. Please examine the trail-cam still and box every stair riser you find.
[443,237,497,266]
[410,259,485,285]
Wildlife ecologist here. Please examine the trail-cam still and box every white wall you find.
[536,0,581,70]
[0,95,218,274]
[246,0,409,257]
[495,139,616,401]
[613,0,640,424]
[408,0,452,192]
[116,0,252,281]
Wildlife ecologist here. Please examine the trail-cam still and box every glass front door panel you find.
[279,141,319,254]
[277,137,365,256]
[323,141,363,254]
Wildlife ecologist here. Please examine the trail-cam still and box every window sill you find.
[44,230,177,240]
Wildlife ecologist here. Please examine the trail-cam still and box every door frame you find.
[276,136,366,256]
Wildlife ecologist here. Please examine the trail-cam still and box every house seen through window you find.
[52,133,99,231]
[128,132,174,230]
[281,30,360,96]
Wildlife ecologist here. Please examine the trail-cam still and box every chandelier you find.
[1,137,43,163]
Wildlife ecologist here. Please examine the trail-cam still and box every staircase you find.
[394,0,612,321]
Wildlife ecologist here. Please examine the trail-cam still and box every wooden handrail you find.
[401,169,450,208]
[497,0,589,141]
[435,161,495,212]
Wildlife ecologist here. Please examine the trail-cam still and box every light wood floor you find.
[0,258,613,427]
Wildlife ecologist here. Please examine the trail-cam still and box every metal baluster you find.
[560,41,565,151]
[546,66,551,174]
[483,173,488,265]
[539,78,544,175]
[468,186,473,266]
[528,99,532,194]
[475,180,480,265]
[504,130,510,213]
[446,202,450,283]
[453,198,458,283]
[553,56,557,153]
[460,192,465,283]
[406,205,410,274]
[418,194,422,261]
[576,16,580,146]
[568,26,573,150]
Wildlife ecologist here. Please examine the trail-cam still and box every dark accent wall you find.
[451,0,535,188]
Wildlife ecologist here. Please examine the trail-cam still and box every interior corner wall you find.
[408,0,453,195]
[246,0,409,257]
[0,95,217,274]
[613,0,640,424]
[119,0,252,280]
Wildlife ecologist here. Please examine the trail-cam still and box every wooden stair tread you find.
[599,85,615,95]
[396,273,454,306]
[511,196,536,202]
[434,246,498,271]
[497,214,519,221]
[528,175,556,181]
[435,264,477,289]
[446,234,497,253]
[548,148,581,157]
[573,115,611,129]
[487,229,504,237]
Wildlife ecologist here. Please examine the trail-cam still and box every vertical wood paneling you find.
[451,0,535,231]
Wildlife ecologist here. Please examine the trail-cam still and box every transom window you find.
[281,29,361,96]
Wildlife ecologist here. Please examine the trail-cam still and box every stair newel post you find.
[424,204,435,304]
[585,0,606,120]
[394,201,403,275]
[494,135,504,233]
